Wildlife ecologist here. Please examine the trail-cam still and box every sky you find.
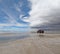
[0,0,31,32]
[0,0,60,32]
[29,0,60,30]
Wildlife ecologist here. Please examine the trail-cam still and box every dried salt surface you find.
[0,34,60,54]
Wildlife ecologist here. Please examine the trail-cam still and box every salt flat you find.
[0,34,60,54]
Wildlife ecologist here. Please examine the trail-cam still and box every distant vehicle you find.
[37,30,44,36]
[37,30,44,34]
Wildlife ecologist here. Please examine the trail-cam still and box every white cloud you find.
[19,14,29,22]
[14,3,22,12]
[0,23,27,27]
[22,17,29,22]
[2,9,17,24]
[19,14,24,18]
[1,8,28,27]
[29,0,60,27]
[14,2,29,25]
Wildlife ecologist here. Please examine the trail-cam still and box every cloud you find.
[14,2,23,12]
[1,8,28,27]
[1,8,17,24]
[0,0,31,28]
[29,0,60,27]
[14,0,30,25]
[19,14,29,22]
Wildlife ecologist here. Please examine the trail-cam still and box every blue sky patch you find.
[0,0,31,32]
